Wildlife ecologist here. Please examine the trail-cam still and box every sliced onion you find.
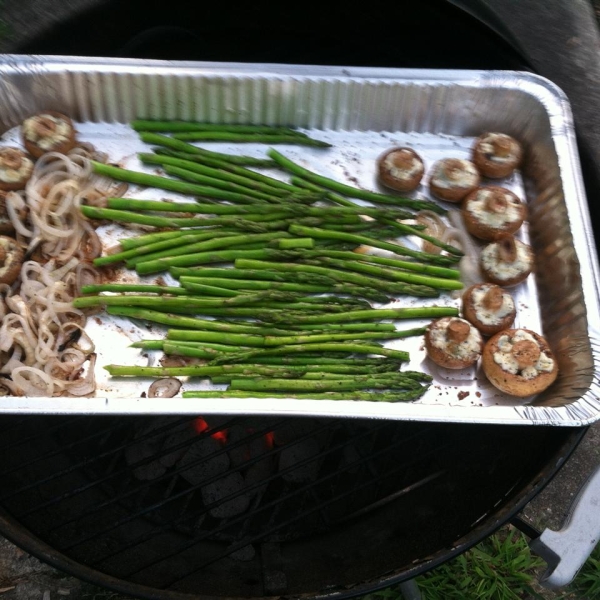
[148,378,182,398]
[416,210,448,254]
[0,377,20,396]
[6,192,33,237]
[12,366,57,397]
[1,146,108,398]
[447,212,483,292]
[66,353,97,396]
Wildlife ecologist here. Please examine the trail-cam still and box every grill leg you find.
[398,580,421,600]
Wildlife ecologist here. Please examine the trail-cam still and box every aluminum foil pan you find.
[0,55,598,425]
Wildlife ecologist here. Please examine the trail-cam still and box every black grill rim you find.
[0,425,586,600]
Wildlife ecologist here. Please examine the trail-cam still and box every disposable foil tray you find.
[0,55,598,425]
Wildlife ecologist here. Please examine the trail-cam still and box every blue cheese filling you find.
[431,159,479,190]
[429,318,482,361]
[481,239,532,281]
[478,133,518,164]
[470,285,515,326]
[23,115,72,151]
[383,152,423,181]
[466,189,522,228]
[493,330,555,379]
[0,153,33,184]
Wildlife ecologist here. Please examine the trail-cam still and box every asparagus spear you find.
[177,275,390,303]
[104,359,406,377]
[81,284,190,295]
[297,249,461,279]
[133,121,307,135]
[162,350,402,375]
[134,232,292,274]
[267,148,445,213]
[234,258,439,297]
[167,326,426,347]
[72,292,303,311]
[172,131,331,147]
[308,256,463,290]
[228,377,418,392]
[139,152,297,199]
[255,305,459,325]
[212,373,424,386]
[81,205,211,228]
[131,340,247,353]
[238,357,403,366]
[181,390,426,402]
[119,230,201,250]
[162,164,283,203]
[104,197,412,220]
[154,148,306,194]
[107,306,295,335]
[94,231,236,267]
[278,238,314,249]
[128,248,279,270]
[291,176,462,256]
[141,132,277,166]
[91,162,265,203]
[288,224,460,266]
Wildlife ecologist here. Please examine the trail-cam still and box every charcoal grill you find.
[0,0,599,598]
[0,416,585,598]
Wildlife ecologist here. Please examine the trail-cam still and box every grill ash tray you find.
[0,56,598,425]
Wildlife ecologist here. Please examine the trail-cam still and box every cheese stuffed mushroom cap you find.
[482,328,558,397]
[462,283,516,336]
[429,158,480,203]
[425,316,483,369]
[462,186,525,241]
[0,147,34,191]
[377,147,425,192]
[472,132,522,179]
[480,234,533,287]
[21,111,76,158]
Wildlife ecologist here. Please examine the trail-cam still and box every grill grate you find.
[0,415,580,597]
[0,415,442,587]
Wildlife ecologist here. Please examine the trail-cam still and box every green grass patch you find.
[361,526,600,600]
[570,542,600,599]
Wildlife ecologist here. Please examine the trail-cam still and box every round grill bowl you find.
[0,417,585,599]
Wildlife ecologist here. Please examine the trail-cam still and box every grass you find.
[362,526,600,600]
[570,542,600,599]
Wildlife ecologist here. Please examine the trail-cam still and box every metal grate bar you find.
[16,417,241,518]
[86,420,396,566]
[0,416,39,436]
[59,419,342,552]
[156,448,447,588]
[42,418,289,536]
[2,416,86,452]
[92,424,436,571]
[0,421,127,494]
[0,415,87,448]
[0,417,196,502]
[0,416,87,453]
[338,470,444,523]
[307,485,332,527]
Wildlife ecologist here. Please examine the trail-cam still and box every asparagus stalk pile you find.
[77,120,465,402]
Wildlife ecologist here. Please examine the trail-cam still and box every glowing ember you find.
[264,431,275,449]
[192,417,228,443]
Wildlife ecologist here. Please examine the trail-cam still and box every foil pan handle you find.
[530,464,600,588]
